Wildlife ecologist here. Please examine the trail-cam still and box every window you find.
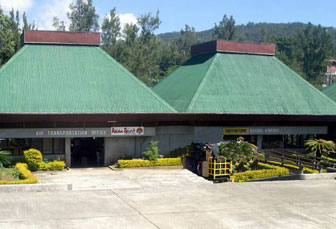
[54,138,65,154]
[43,138,53,154]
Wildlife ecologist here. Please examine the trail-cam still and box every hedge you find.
[267,160,324,173]
[40,160,65,171]
[232,162,289,182]
[117,158,182,168]
[0,163,38,185]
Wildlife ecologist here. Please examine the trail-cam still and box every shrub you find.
[304,139,336,157]
[219,137,258,162]
[117,158,182,168]
[267,160,322,174]
[0,151,11,167]
[232,163,289,182]
[165,145,191,158]
[23,148,42,171]
[0,163,38,184]
[143,140,160,161]
[40,160,65,171]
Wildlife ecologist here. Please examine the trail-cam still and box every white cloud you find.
[118,13,137,29]
[0,0,34,12]
[36,0,72,30]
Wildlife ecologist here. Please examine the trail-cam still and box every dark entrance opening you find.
[71,138,104,167]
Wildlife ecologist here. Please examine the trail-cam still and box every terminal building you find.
[0,31,335,167]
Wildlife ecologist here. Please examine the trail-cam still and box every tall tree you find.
[0,8,16,66]
[213,14,236,40]
[9,9,21,52]
[138,10,161,43]
[67,0,99,32]
[297,23,332,81]
[123,23,139,46]
[176,24,197,60]
[52,17,66,31]
[23,12,36,30]
[101,8,121,54]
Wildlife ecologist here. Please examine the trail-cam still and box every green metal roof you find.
[323,83,336,103]
[153,53,336,115]
[0,45,176,113]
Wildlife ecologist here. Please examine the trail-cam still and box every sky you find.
[0,0,335,34]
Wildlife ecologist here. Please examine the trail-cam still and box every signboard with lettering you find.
[223,126,327,135]
[0,127,154,138]
[111,127,144,136]
[223,128,249,135]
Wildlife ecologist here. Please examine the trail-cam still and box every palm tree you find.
[304,139,336,158]
[0,151,11,167]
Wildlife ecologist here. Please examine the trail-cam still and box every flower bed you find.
[0,167,20,181]
[0,163,38,185]
[117,158,182,168]
[266,160,326,173]
[232,162,289,182]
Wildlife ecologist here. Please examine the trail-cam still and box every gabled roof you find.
[153,51,336,115]
[0,45,176,113]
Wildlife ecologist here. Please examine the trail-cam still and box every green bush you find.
[219,137,258,162]
[117,158,182,168]
[232,162,289,182]
[0,150,11,167]
[165,145,191,158]
[40,160,65,171]
[143,140,160,161]
[23,148,42,171]
[0,163,38,184]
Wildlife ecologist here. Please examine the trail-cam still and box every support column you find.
[65,138,71,167]
[257,135,263,151]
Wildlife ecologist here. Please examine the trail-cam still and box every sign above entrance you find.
[0,127,155,138]
[223,126,328,135]
[111,127,144,136]
[223,128,249,135]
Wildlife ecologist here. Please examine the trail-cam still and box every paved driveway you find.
[0,168,335,229]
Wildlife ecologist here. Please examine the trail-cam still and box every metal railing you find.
[208,157,232,180]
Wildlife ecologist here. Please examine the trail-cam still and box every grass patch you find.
[0,167,20,181]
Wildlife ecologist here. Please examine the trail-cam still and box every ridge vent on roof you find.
[191,40,275,56]
[22,30,100,46]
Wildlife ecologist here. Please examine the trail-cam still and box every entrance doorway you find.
[71,138,104,167]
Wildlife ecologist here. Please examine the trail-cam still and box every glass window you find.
[54,138,65,154]
[43,138,53,154]
[32,138,42,152]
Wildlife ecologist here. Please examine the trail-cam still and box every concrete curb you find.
[298,173,336,180]
[253,173,336,182]
[0,183,72,193]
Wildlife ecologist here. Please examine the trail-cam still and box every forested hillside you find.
[159,22,336,45]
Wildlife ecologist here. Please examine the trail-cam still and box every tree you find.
[138,10,161,43]
[123,23,139,46]
[305,139,336,158]
[297,23,332,82]
[272,36,304,77]
[52,17,66,31]
[143,140,160,160]
[67,0,99,32]
[101,8,121,56]
[9,9,21,52]
[176,24,197,60]
[213,14,236,40]
[0,9,16,66]
[119,10,163,86]
[23,12,36,30]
